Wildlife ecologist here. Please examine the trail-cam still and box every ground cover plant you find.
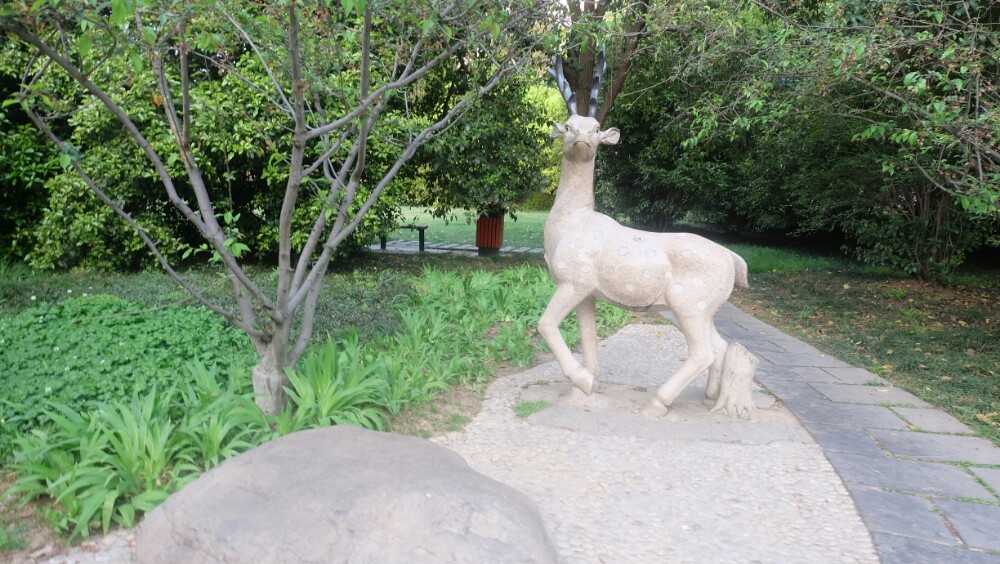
[0,295,257,458]
[0,260,630,545]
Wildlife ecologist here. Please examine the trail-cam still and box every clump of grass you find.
[0,521,27,551]
[515,400,551,418]
[0,259,33,280]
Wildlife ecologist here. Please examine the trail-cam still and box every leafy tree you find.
[1,0,552,413]
[596,0,998,280]
[815,0,1000,216]
[415,74,550,219]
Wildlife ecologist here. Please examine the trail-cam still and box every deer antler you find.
[547,55,578,116]
[588,46,606,119]
[548,46,608,119]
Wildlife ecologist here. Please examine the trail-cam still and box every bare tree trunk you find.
[560,0,649,123]
[251,333,290,416]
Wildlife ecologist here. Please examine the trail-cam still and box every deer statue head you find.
[552,116,620,163]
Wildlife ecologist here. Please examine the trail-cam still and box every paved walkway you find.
[714,303,1000,563]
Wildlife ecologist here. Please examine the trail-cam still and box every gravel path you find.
[433,324,878,563]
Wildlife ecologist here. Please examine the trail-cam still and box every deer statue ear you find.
[551,122,567,139]
[600,127,620,145]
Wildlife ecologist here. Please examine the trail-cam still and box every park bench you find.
[380,223,428,252]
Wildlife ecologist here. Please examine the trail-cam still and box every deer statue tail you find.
[731,250,750,290]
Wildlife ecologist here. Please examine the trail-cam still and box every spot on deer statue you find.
[540,50,756,418]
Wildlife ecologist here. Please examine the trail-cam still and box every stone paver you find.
[756,351,852,368]
[799,422,885,457]
[758,365,842,383]
[972,467,1000,495]
[811,382,931,407]
[781,400,911,431]
[893,406,975,434]
[871,532,1000,564]
[823,366,887,385]
[869,429,1000,465]
[751,379,829,402]
[935,499,1000,551]
[847,486,959,544]
[824,451,994,499]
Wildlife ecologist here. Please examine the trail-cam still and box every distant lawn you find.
[389,207,547,249]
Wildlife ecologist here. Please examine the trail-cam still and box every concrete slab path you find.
[370,239,546,255]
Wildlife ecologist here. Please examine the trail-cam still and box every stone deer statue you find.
[540,52,753,417]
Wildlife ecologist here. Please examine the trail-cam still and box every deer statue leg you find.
[539,284,597,395]
[576,296,600,380]
[704,324,728,400]
[644,310,716,417]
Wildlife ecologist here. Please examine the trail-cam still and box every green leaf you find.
[110,0,128,26]
[59,154,72,170]
[130,52,143,74]
[77,34,92,60]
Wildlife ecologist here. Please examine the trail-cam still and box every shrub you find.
[522,191,555,212]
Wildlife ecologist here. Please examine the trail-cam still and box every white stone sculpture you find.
[540,51,752,417]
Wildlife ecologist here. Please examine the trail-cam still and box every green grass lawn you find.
[389,207,547,249]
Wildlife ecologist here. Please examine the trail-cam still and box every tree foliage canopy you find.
[1,0,553,412]
[596,0,999,280]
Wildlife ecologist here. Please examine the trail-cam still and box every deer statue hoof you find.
[568,365,597,395]
[641,398,669,418]
[705,377,721,401]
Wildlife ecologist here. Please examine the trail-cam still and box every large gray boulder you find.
[136,426,556,563]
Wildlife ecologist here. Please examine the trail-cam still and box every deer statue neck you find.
[552,157,597,215]
[545,116,620,251]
